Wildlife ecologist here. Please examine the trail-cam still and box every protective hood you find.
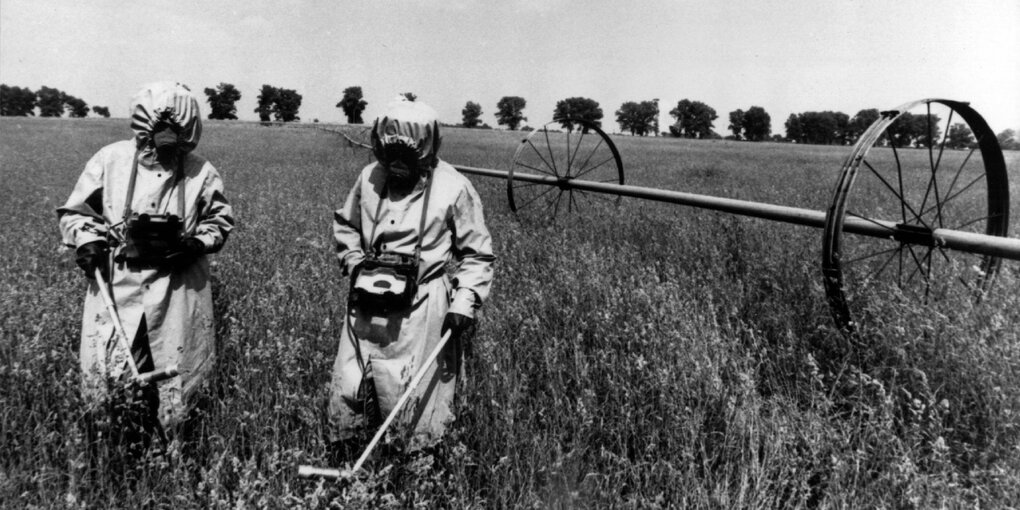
[130,82,203,155]
[371,97,442,168]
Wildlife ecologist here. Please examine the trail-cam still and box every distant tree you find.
[461,101,483,128]
[885,112,914,147]
[92,106,111,118]
[615,100,658,136]
[64,95,89,118]
[337,86,368,124]
[669,99,717,139]
[997,129,1018,150]
[401,92,417,102]
[848,108,880,143]
[728,109,745,139]
[496,96,527,130]
[254,84,278,122]
[742,106,771,141]
[651,98,660,136]
[912,113,942,148]
[832,111,850,145]
[805,112,839,144]
[788,111,850,145]
[616,102,641,135]
[784,113,803,143]
[553,97,603,132]
[0,84,37,116]
[272,88,302,122]
[204,83,242,120]
[885,112,941,148]
[946,123,975,149]
[36,86,66,117]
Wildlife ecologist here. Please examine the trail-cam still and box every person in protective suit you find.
[57,82,234,449]
[329,97,495,459]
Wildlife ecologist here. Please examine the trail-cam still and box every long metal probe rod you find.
[93,268,180,384]
[298,329,455,480]
[455,165,1020,261]
[95,267,142,379]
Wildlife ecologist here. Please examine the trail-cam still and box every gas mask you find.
[379,140,424,189]
[152,121,183,164]
[370,98,442,191]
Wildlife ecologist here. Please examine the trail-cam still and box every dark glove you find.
[164,237,205,269]
[75,241,109,280]
[442,312,475,339]
[440,312,476,380]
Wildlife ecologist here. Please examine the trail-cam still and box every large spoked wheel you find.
[508,119,624,217]
[822,99,1009,331]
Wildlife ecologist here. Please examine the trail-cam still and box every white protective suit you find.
[57,82,234,428]
[329,100,495,449]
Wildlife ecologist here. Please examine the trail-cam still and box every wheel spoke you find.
[549,189,565,217]
[861,159,926,225]
[542,128,559,177]
[922,247,934,301]
[898,244,905,287]
[515,183,557,211]
[846,210,898,233]
[860,244,901,283]
[903,244,927,286]
[567,129,586,177]
[517,160,560,178]
[574,155,618,181]
[844,244,900,265]
[565,129,572,176]
[574,137,607,176]
[917,172,986,221]
[890,132,908,225]
[952,212,1002,232]
[525,139,558,178]
[932,108,955,184]
[937,145,979,213]
[918,108,953,228]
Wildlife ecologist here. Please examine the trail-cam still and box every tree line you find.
[0,84,110,118]
[5,81,1018,150]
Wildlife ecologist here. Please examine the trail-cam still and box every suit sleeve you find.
[192,165,235,253]
[333,176,365,276]
[56,149,109,248]
[448,180,495,317]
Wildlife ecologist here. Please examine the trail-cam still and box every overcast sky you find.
[2,0,1018,135]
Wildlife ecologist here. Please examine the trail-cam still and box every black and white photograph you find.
[2,1,1019,507]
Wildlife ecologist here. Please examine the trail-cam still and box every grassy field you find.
[3,117,1020,508]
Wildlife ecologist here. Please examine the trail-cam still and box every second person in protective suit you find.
[57,82,234,448]
[328,97,495,458]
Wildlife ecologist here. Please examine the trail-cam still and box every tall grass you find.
[2,117,1020,508]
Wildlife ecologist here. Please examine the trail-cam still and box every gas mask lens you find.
[152,122,181,161]
[381,142,422,185]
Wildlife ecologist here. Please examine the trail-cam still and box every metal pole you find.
[298,330,454,480]
[454,165,1020,261]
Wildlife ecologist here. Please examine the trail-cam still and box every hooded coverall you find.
[329,159,494,449]
[57,82,234,428]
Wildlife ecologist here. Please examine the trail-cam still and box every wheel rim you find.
[822,99,1009,331]
[507,119,624,218]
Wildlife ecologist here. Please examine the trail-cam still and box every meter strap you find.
[122,150,142,221]
[122,152,188,226]
[414,171,435,261]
